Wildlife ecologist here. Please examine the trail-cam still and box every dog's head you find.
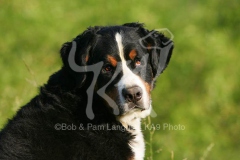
[60,23,173,119]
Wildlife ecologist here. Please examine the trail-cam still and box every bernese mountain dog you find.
[0,23,173,160]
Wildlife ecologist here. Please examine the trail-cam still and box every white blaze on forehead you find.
[115,33,125,63]
[115,33,132,80]
[115,33,129,74]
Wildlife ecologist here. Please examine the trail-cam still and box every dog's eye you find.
[135,59,141,66]
[103,65,113,72]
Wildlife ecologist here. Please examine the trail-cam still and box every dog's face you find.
[60,23,173,119]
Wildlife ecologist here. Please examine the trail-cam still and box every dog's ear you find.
[60,27,100,87]
[60,27,100,67]
[123,23,174,79]
[144,31,174,79]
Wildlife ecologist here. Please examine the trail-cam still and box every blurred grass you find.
[0,0,239,159]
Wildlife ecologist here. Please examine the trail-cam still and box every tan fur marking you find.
[144,82,151,94]
[129,49,137,60]
[107,55,117,67]
[147,44,152,52]
[138,75,151,95]
[85,55,89,62]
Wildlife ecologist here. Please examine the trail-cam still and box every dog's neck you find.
[117,113,145,160]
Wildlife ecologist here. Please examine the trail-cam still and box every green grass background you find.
[0,0,239,159]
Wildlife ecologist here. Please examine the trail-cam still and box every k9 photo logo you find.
[143,123,186,131]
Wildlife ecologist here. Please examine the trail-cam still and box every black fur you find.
[0,23,173,160]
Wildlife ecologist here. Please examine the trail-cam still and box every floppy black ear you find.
[60,27,99,67]
[145,31,174,79]
[60,27,100,87]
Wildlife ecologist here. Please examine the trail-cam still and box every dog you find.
[0,23,173,160]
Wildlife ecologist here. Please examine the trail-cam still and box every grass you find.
[0,0,240,159]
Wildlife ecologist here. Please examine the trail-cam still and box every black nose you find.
[122,86,143,103]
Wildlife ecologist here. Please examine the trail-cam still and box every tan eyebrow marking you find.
[85,55,89,62]
[147,44,152,51]
[107,55,117,67]
[129,49,137,60]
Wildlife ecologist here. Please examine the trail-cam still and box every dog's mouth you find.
[116,103,152,125]
[127,103,146,111]
[117,100,150,116]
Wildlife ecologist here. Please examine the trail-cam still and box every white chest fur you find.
[128,118,145,160]
[118,113,147,160]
